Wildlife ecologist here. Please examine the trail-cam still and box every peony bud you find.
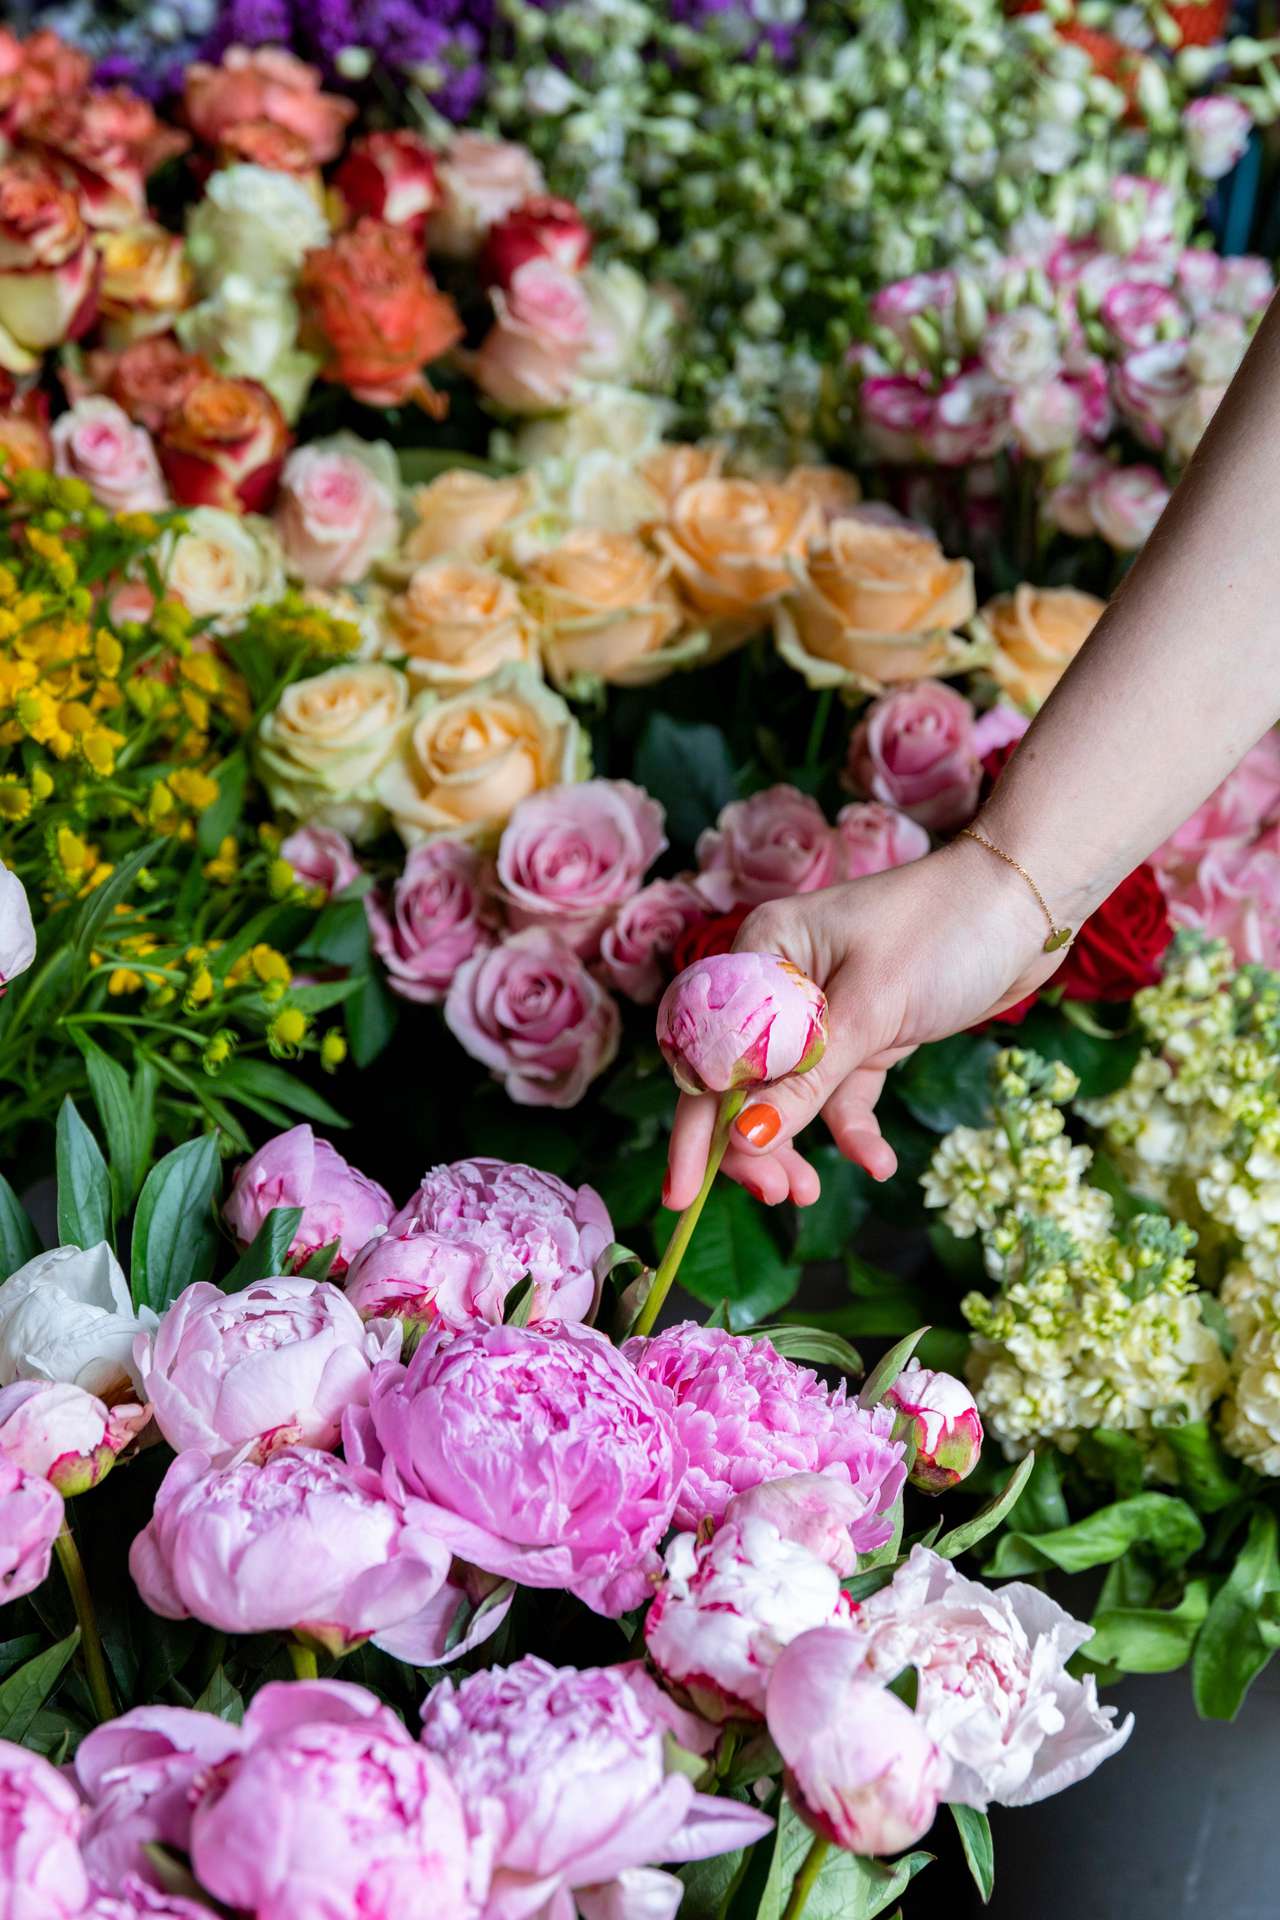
[0,1454,63,1603]
[656,952,828,1097]
[0,1380,148,1495]
[882,1360,983,1492]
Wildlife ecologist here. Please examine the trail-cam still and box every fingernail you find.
[736,1104,780,1148]
[743,1182,766,1203]
[661,1175,672,1207]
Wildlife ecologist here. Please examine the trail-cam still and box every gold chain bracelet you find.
[959,827,1073,954]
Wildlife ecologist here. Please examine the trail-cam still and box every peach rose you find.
[387,559,535,689]
[376,662,582,846]
[637,442,724,518]
[156,373,289,513]
[653,476,822,645]
[401,469,534,566]
[216,119,321,186]
[298,218,463,412]
[783,465,863,524]
[431,134,546,259]
[469,258,591,414]
[257,660,410,841]
[51,395,168,514]
[96,222,194,347]
[90,335,211,433]
[521,530,696,689]
[982,584,1105,710]
[273,437,399,588]
[23,89,188,230]
[774,516,979,693]
[0,158,98,375]
[0,30,91,141]
[182,47,355,165]
[333,130,440,235]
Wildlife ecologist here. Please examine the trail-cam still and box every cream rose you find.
[578,261,679,386]
[376,662,582,845]
[982,584,1105,710]
[431,134,546,260]
[97,221,194,347]
[774,516,978,693]
[400,469,535,567]
[654,476,822,646]
[256,660,409,840]
[177,273,319,423]
[522,529,700,689]
[186,164,330,291]
[157,508,285,626]
[387,559,535,689]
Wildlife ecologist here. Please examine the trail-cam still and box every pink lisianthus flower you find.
[845,680,980,831]
[1182,96,1253,180]
[279,824,361,900]
[858,375,935,462]
[366,841,496,1005]
[623,1323,906,1533]
[0,1453,63,1602]
[921,369,1011,467]
[1087,464,1170,551]
[882,1360,983,1492]
[655,952,828,1097]
[223,1124,393,1274]
[1099,281,1184,350]
[834,801,930,878]
[420,1656,772,1920]
[694,786,843,910]
[0,1378,148,1494]
[597,876,708,1004]
[0,1740,90,1919]
[496,779,667,956]
[75,1705,246,1894]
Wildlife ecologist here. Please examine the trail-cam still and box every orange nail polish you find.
[736,1104,780,1148]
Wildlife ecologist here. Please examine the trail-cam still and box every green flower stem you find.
[633,1089,746,1339]
[289,1641,319,1682]
[782,1835,831,1920]
[54,1522,115,1724]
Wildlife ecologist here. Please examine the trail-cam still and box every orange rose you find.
[0,29,91,140]
[401,469,534,567]
[156,373,290,513]
[216,119,322,190]
[982,583,1105,709]
[182,46,355,166]
[0,158,98,375]
[23,90,188,230]
[96,222,194,347]
[388,559,535,690]
[774,516,978,693]
[653,476,821,644]
[88,334,212,432]
[0,381,51,497]
[522,530,696,688]
[298,219,463,412]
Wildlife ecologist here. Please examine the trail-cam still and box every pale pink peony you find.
[597,876,708,1004]
[694,787,843,910]
[655,951,828,1097]
[0,1741,90,1919]
[725,1471,879,1578]
[344,1320,683,1617]
[623,1323,906,1533]
[51,397,168,514]
[75,1705,245,1894]
[766,1628,949,1854]
[469,257,591,413]
[279,823,361,900]
[445,928,621,1108]
[882,1360,983,1492]
[496,780,666,955]
[83,1876,222,1919]
[834,802,930,878]
[1087,464,1170,551]
[0,1453,62,1603]
[848,1546,1133,1809]
[367,840,496,1005]
[273,443,399,588]
[846,680,980,831]
[420,1656,772,1920]
[223,1124,394,1274]
[136,1277,384,1464]
[344,1227,506,1333]
[0,1378,147,1495]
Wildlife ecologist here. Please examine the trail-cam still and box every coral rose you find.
[273,437,399,588]
[22,89,187,231]
[298,218,463,412]
[431,132,546,258]
[469,257,592,414]
[655,476,821,645]
[257,660,409,841]
[387,558,535,690]
[496,777,666,954]
[333,130,439,234]
[846,680,981,831]
[0,158,97,375]
[401,467,533,565]
[93,335,210,432]
[445,927,620,1107]
[51,397,167,514]
[366,840,496,1004]
[182,46,355,165]
[522,528,690,688]
[983,583,1104,710]
[155,373,289,513]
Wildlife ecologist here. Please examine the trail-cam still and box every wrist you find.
[931,831,1058,973]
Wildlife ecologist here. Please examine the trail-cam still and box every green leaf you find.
[69,840,163,966]
[0,1636,42,1681]
[757,1325,862,1377]
[936,1453,1037,1562]
[986,1493,1205,1578]
[858,1328,929,1408]
[678,1850,749,1920]
[792,1147,872,1263]
[0,1173,39,1275]
[193,1668,244,1724]
[0,1632,79,1744]
[346,969,398,1069]
[56,1097,113,1250]
[1015,1006,1144,1100]
[299,898,370,970]
[950,1806,994,1904]
[1008,1449,1070,1534]
[220,1205,303,1291]
[73,1033,145,1214]
[1086,1579,1211,1674]
[895,1035,998,1132]
[216,1060,348,1129]
[634,714,738,853]
[131,1133,222,1314]
[294,1240,340,1283]
[1076,1429,1145,1500]
[1192,1507,1280,1721]
[196,751,247,856]
[757,1804,932,1920]
[503,1274,535,1326]
[1164,1420,1246,1514]
[655,1182,800,1329]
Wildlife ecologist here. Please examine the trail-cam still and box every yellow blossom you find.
[203,836,238,884]
[95,633,123,678]
[250,944,292,988]
[169,768,220,811]
[320,1031,348,1073]
[0,780,31,821]
[268,1007,308,1057]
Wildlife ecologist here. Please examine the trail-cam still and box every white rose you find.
[511,386,672,466]
[579,262,680,386]
[0,866,35,987]
[257,660,410,840]
[177,275,320,423]
[186,166,330,292]
[0,1243,153,1398]
[157,509,286,627]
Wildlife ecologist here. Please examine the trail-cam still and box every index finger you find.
[665,1089,718,1211]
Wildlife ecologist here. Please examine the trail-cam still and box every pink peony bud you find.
[725,1471,878,1577]
[655,951,828,1097]
[0,1740,90,1918]
[0,1452,63,1603]
[0,1379,148,1495]
[766,1628,950,1854]
[75,1705,245,1894]
[883,1360,983,1492]
[343,1227,506,1336]
[223,1124,393,1275]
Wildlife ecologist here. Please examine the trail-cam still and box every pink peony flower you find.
[189,1679,472,1920]
[136,1277,384,1464]
[0,1378,147,1495]
[344,1228,506,1335]
[51,396,168,514]
[367,841,496,1005]
[882,1360,983,1492]
[834,801,930,878]
[655,951,828,1097]
[725,1471,879,1578]
[223,1124,393,1274]
[645,1513,854,1723]
[421,1656,772,1920]
[848,1546,1133,1808]
[623,1324,906,1533]
[0,1452,62,1603]
[496,779,667,955]
[766,1628,949,1854]
[694,786,843,911]
[273,443,399,588]
[1182,96,1253,180]
[597,876,708,1004]
[83,1877,222,1919]
[75,1705,245,1894]
[279,823,361,900]
[0,1740,90,1918]
[469,257,591,413]
[846,679,980,830]
[344,1320,683,1617]
[445,928,621,1108]
[1087,464,1170,551]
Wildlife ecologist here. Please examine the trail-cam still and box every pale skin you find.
[666,289,1280,1211]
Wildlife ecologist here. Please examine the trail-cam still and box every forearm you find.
[980,291,1280,928]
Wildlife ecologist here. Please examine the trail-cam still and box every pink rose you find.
[1099,280,1184,350]
[75,1706,245,1893]
[51,397,167,513]
[497,779,666,954]
[1159,827,1280,967]
[0,1378,147,1494]
[333,130,440,234]
[273,442,399,588]
[444,928,621,1108]
[1182,96,1253,180]
[223,1123,393,1274]
[0,1452,62,1603]
[835,801,930,878]
[656,951,828,1097]
[858,375,934,462]
[367,840,496,1005]
[344,1319,684,1617]
[480,193,593,287]
[1115,341,1193,444]
[1087,463,1170,550]
[280,824,361,900]
[469,257,591,413]
[972,703,1030,759]
[0,1741,90,1918]
[883,1360,983,1491]
[846,680,980,830]
[431,132,546,258]
[766,1628,950,1854]
[136,1277,383,1463]
[695,786,843,910]
[921,369,1011,466]
[597,875,707,1003]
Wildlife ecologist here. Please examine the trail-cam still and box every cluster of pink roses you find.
[1151,730,1280,969]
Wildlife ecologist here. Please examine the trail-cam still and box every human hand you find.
[664,835,1065,1209]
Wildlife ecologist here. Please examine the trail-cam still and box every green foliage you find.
[131,1134,223,1314]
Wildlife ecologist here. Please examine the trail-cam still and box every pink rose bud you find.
[75,1705,245,1894]
[0,1452,63,1603]
[846,679,981,831]
[366,841,496,1006]
[279,824,361,901]
[0,1379,148,1495]
[223,1123,394,1275]
[0,1741,90,1918]
[882,1360,983,1492]
[655,951,828,1097]
[480,193,593,286]
[333,130,441,234]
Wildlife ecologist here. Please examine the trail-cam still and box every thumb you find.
[732,977,866,1157]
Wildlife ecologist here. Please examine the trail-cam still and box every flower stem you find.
[54,1522,115,1724]
[782,1836,831,1920]
[289,1641,319,1682]
[634,1089,746,1338]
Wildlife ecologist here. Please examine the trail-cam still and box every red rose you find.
[333,131,440,236]
[479,195,592,289]
[671,906,752,973]
[1054,862,1172,1002]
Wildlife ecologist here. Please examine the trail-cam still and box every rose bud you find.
[882,1359,983,1492]
[0,1379,148,1495]
[656,951,828,1096]
[155,372,290,514]
[0,1453,63,1603]
[480,194,593,287]
[223,1123,393,1275]
[766,1627,950,1854]
[0,158,98,375]
[297,218,463,413]
[333,130,440,235]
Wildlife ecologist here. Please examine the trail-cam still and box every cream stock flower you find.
[387,559,536,690]
[257,661,410,841]
[521,529,703,689]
